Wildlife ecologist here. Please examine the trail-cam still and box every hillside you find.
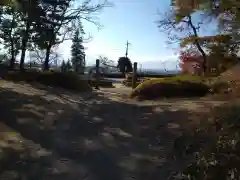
[210,63,240,97]
[218,63,240,82]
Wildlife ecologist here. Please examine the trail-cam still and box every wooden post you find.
[95,59,100,90]
[132,62,137,89]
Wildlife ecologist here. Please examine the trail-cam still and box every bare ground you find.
[0,80,228,180]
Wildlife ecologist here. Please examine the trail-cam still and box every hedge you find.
[2,70,91,92]
[130,75,209,99]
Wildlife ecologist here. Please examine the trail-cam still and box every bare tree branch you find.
[99,56,117,69]
[29,44,62,65]
[64,0,113,29]
[156,8,191,45]
[48,0,112,46]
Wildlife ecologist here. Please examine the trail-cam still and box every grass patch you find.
[130,75,209,100]
[2,70,91,92]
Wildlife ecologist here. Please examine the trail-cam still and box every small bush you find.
[130,75,209,99]
[3,71,91,91]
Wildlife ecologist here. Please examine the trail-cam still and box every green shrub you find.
[3,71,91,91]
[171,103,240,180]
[130,75,209,99]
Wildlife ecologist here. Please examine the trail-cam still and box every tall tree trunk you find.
[187,15,207,75]
[75,63,78,73]
[9,39,15,70]
[44,43,52,71]
[20,20,30,71]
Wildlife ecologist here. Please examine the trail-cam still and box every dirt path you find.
[0,80,228,180]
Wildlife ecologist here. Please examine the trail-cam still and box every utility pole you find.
[125,41,131,58]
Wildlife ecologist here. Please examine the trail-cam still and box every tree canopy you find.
[71,29,85,74]
[117,57,133,74]
[0,0,110,71]
[158,0,240,76]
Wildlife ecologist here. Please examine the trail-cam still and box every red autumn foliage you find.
[179,49,203,75]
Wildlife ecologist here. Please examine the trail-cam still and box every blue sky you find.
[57,0,218,70]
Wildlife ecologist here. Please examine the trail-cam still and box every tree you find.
[171,0,240,51]
[32,0,72,71]
[60,59,72,72]
[157,8,208,74]
[99,56,114,66]
[0,7,21,69]
[71,29,85,74]
[117,56,133,75]
[61,60,66,72]
[0,0,110,71]
[99,56,117,72]
[66,59,72,70]
[179,48,203,75]
[8,0,72,70]
[33,0,109,71]
[29,45,61,67]
[19,13,31,70]
[17,0,52,71]
[181,34,239,73]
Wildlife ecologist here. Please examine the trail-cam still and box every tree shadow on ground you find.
[0,81,196,180]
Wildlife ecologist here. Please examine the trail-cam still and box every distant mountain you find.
[138,68,181,75]
[85,65,180,75]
